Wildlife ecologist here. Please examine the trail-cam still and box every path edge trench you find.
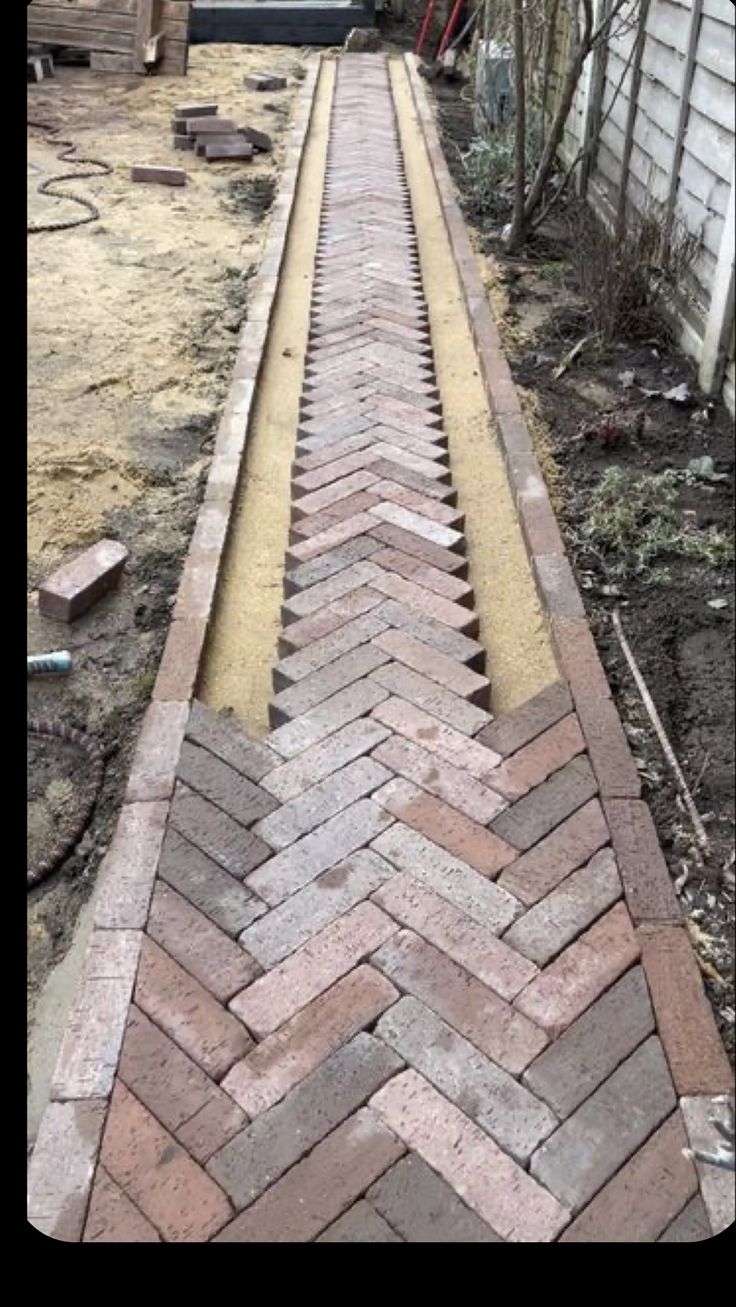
[27,58,324,1242]
[402,52,734,1237]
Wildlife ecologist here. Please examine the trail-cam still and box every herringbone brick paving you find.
[55,55,728,1241]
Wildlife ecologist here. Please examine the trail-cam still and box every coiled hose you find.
[27,719,104,888]
[27,119,111,234]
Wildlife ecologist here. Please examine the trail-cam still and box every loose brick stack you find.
[171,101,272,162]
[28,55,733,1244]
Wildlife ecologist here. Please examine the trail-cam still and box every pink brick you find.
[293,448,380,494]
[51,930,141,1101]
[253,756,391,850]
[373,874,537,1001]
[28,1101,108,1241]
[267,679,390,761]
[286,511,377,565]
[371,521,466,575]
[274,611,388,687]
[514,902,640,1035]
[94,801,168,929]
[221,966,399,1115]
[489,714,586,802]
[261,719,391,802]
[372,441,449,482]
[370,1071,570,1241]
[279,588,384,652]
[282,559,381,620]
[371,547,471,603]
[497,798,610,906]
[369,501,463,552]
[372,931,547,1074]
[374,630,489,707]
[230,902,398,1036]
[372,695,501,779]
[38,538,128,622]
[374,777,516,877]
[370,574,478,636]
[147,883,260,1002]
[125,702,189,803]
[371,479,463,527]
[246,799,393,904]
[83,1166,162,1243]
[372,734,506,824]
[291,491,381,537]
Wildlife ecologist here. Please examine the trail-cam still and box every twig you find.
[611,608,711,859]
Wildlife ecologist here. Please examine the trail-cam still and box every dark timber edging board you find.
[26,59,322,1242]
[191,0,374,46]
[403,52,734,1234]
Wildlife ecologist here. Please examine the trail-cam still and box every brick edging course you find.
[403,54,733,1138]
[27,58,323,1241]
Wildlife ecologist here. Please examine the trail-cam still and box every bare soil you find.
[27,45,303,1031]
[434,76,735,1064]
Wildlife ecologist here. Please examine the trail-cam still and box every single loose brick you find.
[522,966,655,1118]
[514,902,639,1036]
[135,937,251,1080]
[147,883,259,1002]
[186,699,280,781]
[185,116,238,134]
[247,799,393,905]
[239,850,395,968]
[174,102,217,119]
[372,733,505,824]
[372,931,547,1075]
[371,658,489,735]
[100,1082,231,1242]
[368,1154,500,1242]
[372,824,521,935]
[529,1036,676,1213]
[221,966,399,1116]
[490,756,598,851]
[213,1110,403,1243]
[560,1112,697,1242]
[374,778,516,877]
[244,72,287,91]
[205,140,255,161]
[231,902,397,1036]
[374,629,488,705]
[604,799,681,923]
[497,798,609,906]
[177,739,279,826]
[38,538,128,622]
[28,1100,108,1241]
[158,829,267,938]
[640,926,733,1094]
[502,848,622,966]
[83,1167,161,1243]
[476,682,572,757]
[371,1071,569,1242]
[208,1035,402,1210]
[119,1008,246,1164]
[169,783,271,878]
[131,164,186,186]
[318,1201,402,1242]
[241,125,273,152]
[372,873,537,1001]
[378,997,556,1163]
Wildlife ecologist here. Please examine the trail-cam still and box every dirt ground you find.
[27,44,304,1081]
[433,76,735,1064]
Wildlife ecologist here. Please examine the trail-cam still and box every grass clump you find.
[582,467,733,581]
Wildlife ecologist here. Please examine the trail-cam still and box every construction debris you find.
[27,52,54,83]
[38,539,128,623]
[167,103,272,163]
[131,164,187,186]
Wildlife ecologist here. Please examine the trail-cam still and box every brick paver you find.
[30,54,729,1244]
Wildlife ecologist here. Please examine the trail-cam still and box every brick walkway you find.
[29,56,733,1243]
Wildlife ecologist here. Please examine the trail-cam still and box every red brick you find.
[497,798,609,906]
[100,1082,231,1241]
[476,682,572,757]
[372,930,546,1074]
[372,733,505,824]
[231,902,397,1036]
[640,925,733,1094]
[514,902,640,1036]
[169,783,271,878]
[522,965,655,1117]
[119,1007,246,1164]
[153,618,207,702]
[221,966,399,1115]
[94,800,168,929]
[83,1166,161,1243]
[575,696,641,798]
[172,549,220,622]
[38,538,128,622]
[490,756,598,851]
[551,616,613,703]
[279,588,383,652]
[148,883,260,1001]
[51,929,141,1101]
[213,1110,404,1242]
[530,1037,676,1213]
[370,1071,569,1242]
[134,936,252,1080]
[371,520,467,574]
[28,1100,108,1241]
[604,799,680,924]
[131,164,187,186]
[560,1112,697,1241]
[373,629,488,703]
[374,777,515,877]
